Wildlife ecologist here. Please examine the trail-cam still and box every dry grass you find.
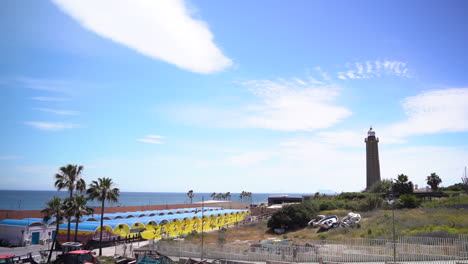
[182,207,468,245]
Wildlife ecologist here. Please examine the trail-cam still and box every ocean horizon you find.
[0,190,317,210]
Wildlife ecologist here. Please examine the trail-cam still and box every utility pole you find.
[392,179,396,263]
[201,196,204,260]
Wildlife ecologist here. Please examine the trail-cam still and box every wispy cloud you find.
[52,0,232,74]
[31,97,70,102]
[239,79,351,131]
[2,76,103,95]
[24,122,80,131]
[385,88,468,138]
[147,135,165,139]
[0,156,22,160]
[171,77,351,131]
[337,60,411,80]
[137,135,165,144]
[196,150,278,168]
[33,108,79,115]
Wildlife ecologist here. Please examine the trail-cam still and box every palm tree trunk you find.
[99,199,104,256]
[67,191,72,241]
[74,215,79,242]
[48,220,59,263]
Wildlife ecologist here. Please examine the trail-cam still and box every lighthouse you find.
[365,127,381,189]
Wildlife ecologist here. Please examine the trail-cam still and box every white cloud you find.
[337,60,410,80]
[24,122,80,131]
[52,0,232,74]
[386,88,468,137]
[0,156,22,160]
[226,151,277,166]
[240,79,352,131]
[170,77,351,131]
[31,97,70,101]
[195,150,277,168]
[147,135,165,139]
[137,138,164,144]
[33,108,79,115]
[137,134,165,144]
[2,76,104,95]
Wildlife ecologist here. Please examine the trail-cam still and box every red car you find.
[0,255,14,264]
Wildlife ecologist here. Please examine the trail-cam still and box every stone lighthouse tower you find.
[365,127,381,189]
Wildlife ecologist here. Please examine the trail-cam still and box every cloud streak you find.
[337,60,410,80]
[386,88,468,137]
[33,108,79,115]
[137,134,165,144]
[52,0,232,74]
[240,79,352,131]
[24,122,80,131]
[171,77,352,131]
[31,97,70,102]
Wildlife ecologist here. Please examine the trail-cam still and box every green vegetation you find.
[64,194,94,241]
[87,177,121,256]
[187,190,194,204]
[393,174,414,197]
[267,204,316,231]
[42,196,65,263]
[426,172,442,191]
[54,164,86,241]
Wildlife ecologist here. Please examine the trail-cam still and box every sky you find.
[1,0,467,193]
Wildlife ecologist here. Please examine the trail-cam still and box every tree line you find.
[185,190,253,203]
[42,164,120,261]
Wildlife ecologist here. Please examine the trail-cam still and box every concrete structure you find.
[365,127,381,189]
[267,195,302,206]
[0,218,55,246]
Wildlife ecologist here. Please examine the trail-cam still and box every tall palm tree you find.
[426,172,442,192]
[64,194,94,242]
[54,164,86,241]
[187,190,194,204]
[226,192,231,201]
[86,177,120,256]
[211,192,216,199]
[41,196,64,263]
[240,191,245,202]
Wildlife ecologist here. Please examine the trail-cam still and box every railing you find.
[135,235,468,263]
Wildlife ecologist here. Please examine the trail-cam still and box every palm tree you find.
[187,190,194,204]
[426,172,442,192]
[54,164,86,241]
[211,192,216,199]
[64,194,94,242]
[226,192,231,201]
[86,177,120,256]
[240,191,246,202]
[41,196,64,263]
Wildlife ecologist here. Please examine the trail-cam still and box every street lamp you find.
[386,179,397,263]
[201,196,204,260]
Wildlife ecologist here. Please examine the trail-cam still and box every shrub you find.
[397,194,421,209]
[337,192,366,200]
[267,204,316,231]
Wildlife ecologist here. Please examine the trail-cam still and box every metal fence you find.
[141,235,468,263]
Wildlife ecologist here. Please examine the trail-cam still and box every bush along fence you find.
[141,235,468,263]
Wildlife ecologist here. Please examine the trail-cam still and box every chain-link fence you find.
[137,234,468,263]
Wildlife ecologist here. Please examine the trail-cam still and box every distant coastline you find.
[0,190,316,210]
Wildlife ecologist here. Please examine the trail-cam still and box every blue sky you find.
[1,0,467,193]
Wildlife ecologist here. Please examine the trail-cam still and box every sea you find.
[0,190,314,210]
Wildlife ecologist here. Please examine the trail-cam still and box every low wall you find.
[0,201,249,221]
